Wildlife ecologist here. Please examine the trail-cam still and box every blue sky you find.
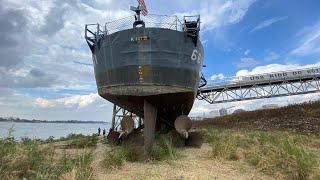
[202,0,320,77]
[0,0,320,121]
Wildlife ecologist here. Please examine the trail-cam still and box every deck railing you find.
[104,14,182,35]
[85,14,183,41]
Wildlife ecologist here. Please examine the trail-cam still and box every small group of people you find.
[97,127,106,136]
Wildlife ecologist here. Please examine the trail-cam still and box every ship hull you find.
[92,27,203,124]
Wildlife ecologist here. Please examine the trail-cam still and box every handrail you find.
[86,14,183,40]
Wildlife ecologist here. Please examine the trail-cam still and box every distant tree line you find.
[0,117,106,124]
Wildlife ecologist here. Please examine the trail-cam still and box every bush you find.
[67,134,98,148]
[204,128,320,179]
[0,130,94,180]
[152,136,179,161]
[102,143,138,169]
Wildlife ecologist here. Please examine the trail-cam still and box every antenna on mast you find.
[130,4,145,21]
[130,4,146,28]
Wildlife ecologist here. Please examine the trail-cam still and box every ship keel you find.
[143,100,157,159]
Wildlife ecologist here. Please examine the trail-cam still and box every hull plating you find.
[93,28,203,122]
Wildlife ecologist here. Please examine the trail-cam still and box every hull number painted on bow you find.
[191,49,201,63]
[131,36,150,42]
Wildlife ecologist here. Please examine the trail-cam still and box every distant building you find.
[208,110,219,118]
[190,116,203,120]
[233,109,245,114]
[219,108,228,116]
[262,104,279,109]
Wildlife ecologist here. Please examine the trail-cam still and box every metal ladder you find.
[183,15,200,38]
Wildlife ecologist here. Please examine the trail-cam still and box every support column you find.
[144,100,157,159]
[111,104,116,130]
[138,117,142,127]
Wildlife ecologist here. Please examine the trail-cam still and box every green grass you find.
[203,128,320,179]
[102,143,138,170]
[19,133,98,147]
[0,130,94,180]
[66,134,98,148]
[207,130,240,160]
[102,136,180,169]
[152,136,180,161]
[57,149,94,180]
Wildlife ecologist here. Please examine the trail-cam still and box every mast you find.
[130,4,146,27]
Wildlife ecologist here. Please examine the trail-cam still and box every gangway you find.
[198,67,320,104]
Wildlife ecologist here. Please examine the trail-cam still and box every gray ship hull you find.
[92,27,203,124]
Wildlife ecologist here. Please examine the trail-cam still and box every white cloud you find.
[190,100,213,115]
[190,106,212,114]
[191,92,320,117]
[237,58,258,68]
[236,62,320,76]
[33,93,100,109]
[244,49,251,55]
[201,0,255,31]
[0,89,113,121]
[174,0,256,32]
[251,16,287,32]
[290,22,320,56]
[236,69,250,77]
[33,98,55,108]
[265,51,279,61]
[210,73,225,80]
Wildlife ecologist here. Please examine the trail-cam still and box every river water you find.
[0,121,111,140]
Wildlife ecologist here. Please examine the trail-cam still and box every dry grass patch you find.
[102,135,181,171]
[152,136,180,161]
[194,100,320,135]
[0,130,94,180]
[203,128,320,179]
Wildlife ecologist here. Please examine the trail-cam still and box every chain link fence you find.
[104,14,183,35]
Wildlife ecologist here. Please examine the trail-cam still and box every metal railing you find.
[104,14,183,35]
[204,67,320,88]
[198,67,320,104]
[85,23,105,44]
[85,14,183,43]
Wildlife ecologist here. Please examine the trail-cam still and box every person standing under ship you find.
[98,127,101,136]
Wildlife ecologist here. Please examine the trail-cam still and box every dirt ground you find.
[91,140,109,180]
[53,101,320,179]
[89,141,280,180]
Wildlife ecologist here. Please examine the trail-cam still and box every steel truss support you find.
[111,104,142,130]
[198,77,320,104]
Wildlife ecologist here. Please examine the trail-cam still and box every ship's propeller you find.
[174,115,192,139]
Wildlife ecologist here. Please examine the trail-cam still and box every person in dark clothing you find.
[103,129,106,136]
[98,127,101,136]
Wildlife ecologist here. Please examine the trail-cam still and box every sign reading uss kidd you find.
[242,67,320,82]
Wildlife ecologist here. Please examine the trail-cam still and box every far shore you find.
[0,119,107,124]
